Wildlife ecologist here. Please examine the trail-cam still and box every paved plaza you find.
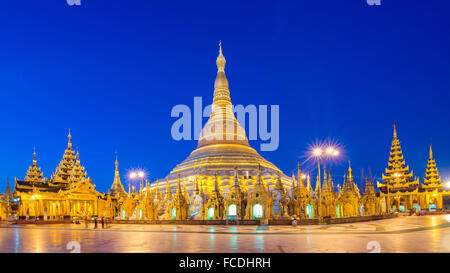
[0,215,449,253]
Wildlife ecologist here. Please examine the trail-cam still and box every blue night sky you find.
[0,0,449,192]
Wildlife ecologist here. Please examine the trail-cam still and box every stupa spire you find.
[177,174,182,193]
[213,171,220,192]
[233,167,240,188]
[5,178,11,194]
[165,177,172,199]
[429,143,433,159]
[275,172,284,191]
[213,41,230,104]
[257,164,262,185]
[68,129,72,149]
[393,123,397,139]
[110,153,127,197]
[306,174,312,193]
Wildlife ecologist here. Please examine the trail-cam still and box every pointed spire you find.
[110,153,127,197]
[297,162,305,188]
[213,171,220,192]
[68,129,72,149]
[393,123,397,139]
[177,174,182,193]
[213,41,230,103]
[216,40,226,73]
[197,41,250,149]
[257,164,262,185]
[314,174,321,194]
[306,174,312,193]
[24,149,45,184]
[429,143,433,159]
[194,176,199,193]
[183,179,190,199]
[233,167,240,188]
[275,172,284,192]
[33,147,37,166]
[5,178,11,194]
[347,161,353,180]
[165,177,172,199]
[328,169,335,193]
[423,142,442,188]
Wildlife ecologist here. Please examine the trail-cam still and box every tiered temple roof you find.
[14,131,99,195]
[50,131,77,186]
[379,123,419,193]
[422,144,443,191]
[24,150,45,184]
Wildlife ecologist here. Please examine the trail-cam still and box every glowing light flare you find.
[301,138,346,170]
[127,168,148,182]
[326,147,334,155]
[313,148,322,157]
[446,182,450,189]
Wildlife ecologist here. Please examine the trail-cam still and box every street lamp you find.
[311,145,340,220]
[446,181,450,189]
[128,169,147,193]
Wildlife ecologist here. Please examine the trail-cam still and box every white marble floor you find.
[0,215,449,253]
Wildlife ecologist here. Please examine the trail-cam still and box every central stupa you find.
[154,44,291,193]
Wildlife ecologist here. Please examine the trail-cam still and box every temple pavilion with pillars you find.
[13,132,106,220]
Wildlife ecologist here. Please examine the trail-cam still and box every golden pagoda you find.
[317,167,338,218]
[167,174,189,220]
[378,123,420,212]
[154,43,291,196]
[205,172,225,220]
[110,154,127,198]
[245,165,273,220]
[337,163,360,217]
[273,172,290,219]
[224,167,246,220]
[289,163,313,219]
[422,144,442,190]
[0,179,13,220]
[361,177,381,216]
